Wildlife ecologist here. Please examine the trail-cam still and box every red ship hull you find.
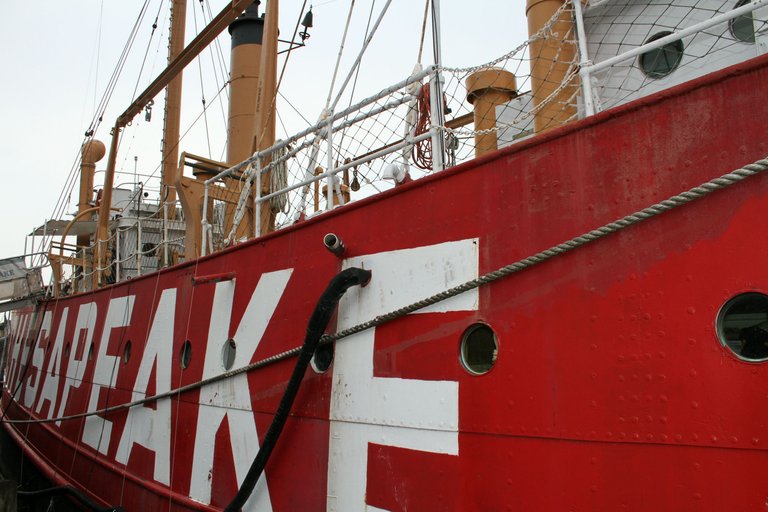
[4,54,768,511]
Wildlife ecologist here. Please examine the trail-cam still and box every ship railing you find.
[199,0,768,254]
[49,194,189,293]
[198,0,582,250]
[110,198,187,281]
[0,253,46,312]
[439,0,768,153]
[200,65,443,254]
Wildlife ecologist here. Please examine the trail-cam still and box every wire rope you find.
[6,154,768,425]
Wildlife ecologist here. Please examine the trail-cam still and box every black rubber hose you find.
[224,267,371,512]
[18,485,122,512]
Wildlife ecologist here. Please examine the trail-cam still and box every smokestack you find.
[226,1,265,165]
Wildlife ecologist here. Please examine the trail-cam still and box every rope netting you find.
[584,0,768,111]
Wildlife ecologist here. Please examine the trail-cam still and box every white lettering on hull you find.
[82,296,135,454]
[116,288,176,485]
[23,311,51,408]
[327,240,478,511]
[35,308,69,419]
[12,314,32,393]
[55,302,97,426]
[189,269,292,511]
[8,313,30,391]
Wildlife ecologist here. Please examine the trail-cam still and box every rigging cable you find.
[192,0,213,158]
[334,0,376,163]
[8,154,768,427]
[329,0,393,112]
[252,0,309,153]
[93,1,104,116]
[417,0,429,64]
[204,0,233,101]
[200,0,232,161]
[323,0,356,112]
[277,90,312,126]
[127,82,231,189]
[409,0,434,170]
[131,0,166,101]
[34,1,153,267]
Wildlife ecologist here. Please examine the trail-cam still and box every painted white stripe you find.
[328,239,478,512]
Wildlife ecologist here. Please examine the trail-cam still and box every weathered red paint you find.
[3,53,768,511]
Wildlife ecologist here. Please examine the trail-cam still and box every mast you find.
[252,0,279,235]
[94,0,254,285]
[161,0,188,211]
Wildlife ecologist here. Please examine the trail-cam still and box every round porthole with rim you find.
[639,31,684,79]
[222,338,237,370]
[717,292,768,362]
[730,0,756,43]
[311,343,334,373]
[460,323,498,375]
[123,340,132,365]
[180,340,192,369]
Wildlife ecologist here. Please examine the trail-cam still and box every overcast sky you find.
[0,0,527,264]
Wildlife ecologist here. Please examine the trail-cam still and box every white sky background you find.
[0,0,528,262]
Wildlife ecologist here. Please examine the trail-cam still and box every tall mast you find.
[95,0,254,284]
[162,0,187,210]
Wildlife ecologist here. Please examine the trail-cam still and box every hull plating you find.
[4,55,768,511]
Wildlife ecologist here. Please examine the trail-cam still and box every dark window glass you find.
[717,292,768,362]
[460,324,498,375]
[639,31,684,79]
[730,0,756,43]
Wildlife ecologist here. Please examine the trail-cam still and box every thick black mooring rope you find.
[224,267,371,512]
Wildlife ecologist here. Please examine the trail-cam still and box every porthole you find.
[730,0,756,43]
[123,340,132,364]
[717,292,768,362]
[180,340,192,369]
[460,323,498,375]
[311,343,334,373]
[222,338,237,370]
[639,31,684,79]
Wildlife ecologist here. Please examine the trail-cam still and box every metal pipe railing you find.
[205,66,435,185]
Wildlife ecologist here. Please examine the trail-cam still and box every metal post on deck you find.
[163,201,169,267]
[201,184,210,257]
[81,247,87,293]
[429,0,446,172]
[325,117,335,209]
[115,227,121,282]
[136,218,143,277]
[254,155,262,238]
[572,0,596,117]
